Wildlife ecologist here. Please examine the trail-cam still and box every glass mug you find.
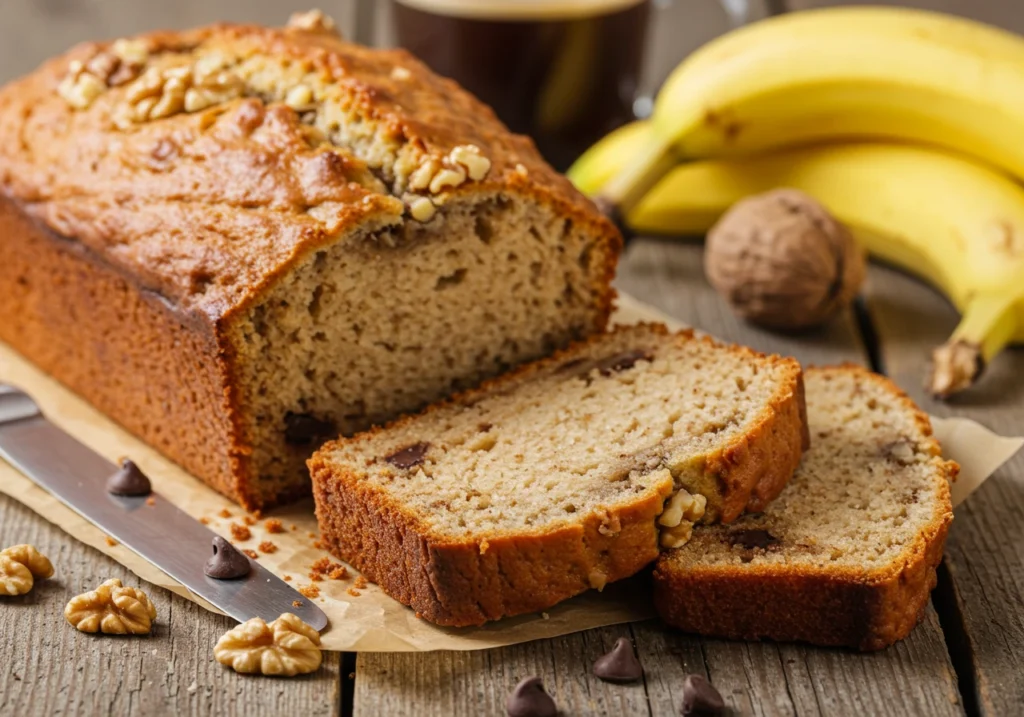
[389,0,756,170]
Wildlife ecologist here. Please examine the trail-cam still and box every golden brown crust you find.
[311,457,671,626]
[652,366,957,651]
[311,326,809,625]
[0,21,620,322]
[0,20,620,510]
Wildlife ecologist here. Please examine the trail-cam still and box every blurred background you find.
[2,0,1023,169]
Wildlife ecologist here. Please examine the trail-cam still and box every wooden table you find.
[2,1,1024,714]
[2,239,1022,716]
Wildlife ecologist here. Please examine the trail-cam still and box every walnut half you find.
[0,544,54,596]
[215,612,322,676]
[64,578,157,634]
[658,487,707,549]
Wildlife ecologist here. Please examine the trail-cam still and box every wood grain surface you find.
[864,265,1024,717]
[1,0,1024,715]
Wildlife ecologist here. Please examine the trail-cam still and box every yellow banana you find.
[599,6,1024,214]
[574,131,1024,397]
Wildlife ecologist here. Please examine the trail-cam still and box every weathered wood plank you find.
[354,240,963,717]
[0,493,342,716]
[864,264,1024,716]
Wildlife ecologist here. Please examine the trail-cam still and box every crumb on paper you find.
[230,523,252,542]
[290,524,297,531]
[258,541,278,554]
[328,566,348,580]
[311,557,331,572]
[265,519,284,534]
[243,515,256,527]
[145,497,156,506]
[347,588,361,597]
[307,532,316,539]
[308,571,322,582]
[353,576,367,590]
[218,509,232,519]
[105,536,118,547]
[298,584,320,599]
[313,540,323,550]
[242,549,258,560]
[198,517,210,525]
[283,575,293,582]
[292,599,304,608]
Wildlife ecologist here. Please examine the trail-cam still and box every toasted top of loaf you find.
[0,14,616,319]
[657,365,956,580]
[313,324,806,542]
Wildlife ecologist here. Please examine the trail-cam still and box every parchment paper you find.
[0,293,1020,651]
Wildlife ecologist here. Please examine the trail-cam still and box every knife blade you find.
[0,384,328,632]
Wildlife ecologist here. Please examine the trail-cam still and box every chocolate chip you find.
[106,459,152,496]
[729,529,778,551]
[284,413,336,446]
[385,442,430,469]
[593,637,643,683]
[681,674,725,715]
[506,676,557,717]
[204,536,251,580]
[596,349,653,376]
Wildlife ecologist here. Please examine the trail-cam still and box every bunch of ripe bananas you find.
[569,6,1024,398]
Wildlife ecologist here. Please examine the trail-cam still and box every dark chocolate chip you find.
[385,442,430,470]
[506,676,557,717]
[729,529,779,551]
[733,528,778,553]
[593,637,643,683]
[596,349,653,376]
[204,536,251,580]
[285,413,336,446]
[106,459,152,497]
[681,674,725,716]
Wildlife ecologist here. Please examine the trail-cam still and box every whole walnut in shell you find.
[705,189,866,330]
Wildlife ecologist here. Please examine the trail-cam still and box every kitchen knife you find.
[0,383,328,632]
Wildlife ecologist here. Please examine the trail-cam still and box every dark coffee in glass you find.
[393,0,650,170]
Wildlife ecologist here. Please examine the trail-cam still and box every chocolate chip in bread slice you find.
[310,324,808,626]
[653,366,957,651]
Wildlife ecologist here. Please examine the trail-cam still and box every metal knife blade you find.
[0,384,328,632]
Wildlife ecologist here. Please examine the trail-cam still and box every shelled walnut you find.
[658,486,707,549]
[0,544,54,596]
[214,613,322,676]
[705,189,866,330]
[64,578,157,634]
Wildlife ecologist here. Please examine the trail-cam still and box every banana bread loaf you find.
[310,324,808,626]
[0,14,620,510]
[653,366,957,650]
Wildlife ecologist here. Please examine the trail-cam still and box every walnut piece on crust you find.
[0,545,54,596]
[64,578,157,634]
[214,612,322,676]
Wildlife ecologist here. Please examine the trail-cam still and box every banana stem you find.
[596,134,677,216]
[927,293,1019,398]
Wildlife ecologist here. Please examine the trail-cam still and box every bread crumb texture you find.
[311,324,807,625]
[654,366,957,650]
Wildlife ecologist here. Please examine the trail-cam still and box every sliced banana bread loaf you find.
[310,324,808,626]
[0,15,619,510]
[653,366,957,651]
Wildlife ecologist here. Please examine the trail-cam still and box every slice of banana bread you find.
[653,366,957,651]
[310,324,808,626]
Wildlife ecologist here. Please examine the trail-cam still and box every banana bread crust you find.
[310,327,809,626]
[0,20,620,509]
[652,367,957,651]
